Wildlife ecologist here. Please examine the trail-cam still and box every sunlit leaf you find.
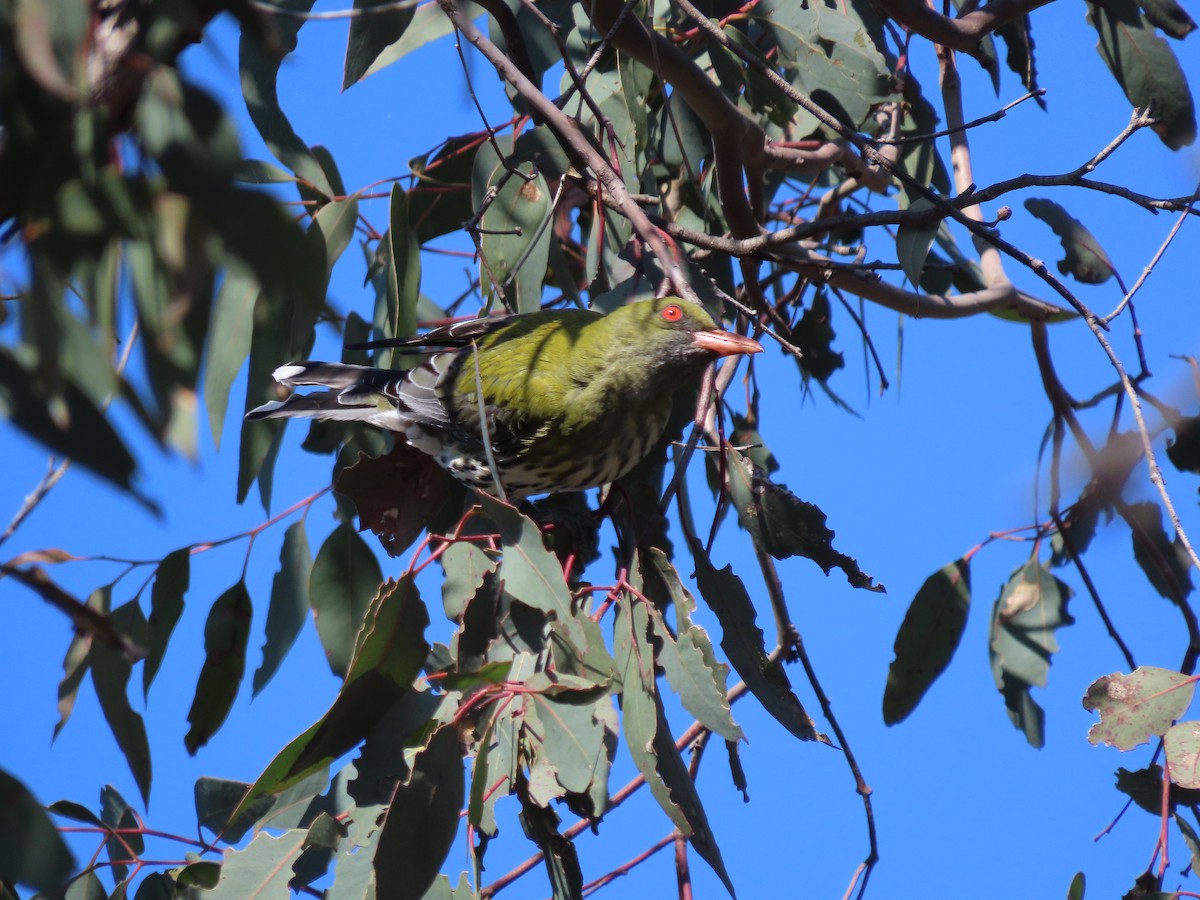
[1083,666,1193,750]
[990,558,1074,748]
[478,496,586,650]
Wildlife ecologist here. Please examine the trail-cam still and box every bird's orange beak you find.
[691,330,763,357]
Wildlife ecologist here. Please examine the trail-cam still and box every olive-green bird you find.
[246,297,762,500]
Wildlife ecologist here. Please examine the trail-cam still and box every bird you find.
[246,297,763,500]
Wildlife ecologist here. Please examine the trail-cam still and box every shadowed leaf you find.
[1088,0,1197,149]
[884,558,971,725]
[144,548,190,699]
[232,577,429,819]
[93,603,153,804]
[0,768,75,894]
[185,581,252,755]
[374,727,464,900]
[1167,415,1200,473]
[253,521,313,696]
[336,445,454,557]
[725,452,882,591]
[688,539,823,745]
[344,0,416,89]
[1025,198,1116,284]
[310,522,383,677]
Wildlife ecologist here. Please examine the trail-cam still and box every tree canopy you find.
[2,0,1200,897]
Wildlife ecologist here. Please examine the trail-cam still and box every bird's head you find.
[606,297,763,382]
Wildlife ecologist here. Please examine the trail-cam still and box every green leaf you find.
[0,347,137,491]
[614,592,736,897]
[753,0,896,131]
[1175,812,1200,877]
[990,558,1074,748]
[134,872,175,900]
[253,521,313,696]
[206,829,308,898]
[1165,720,1200,788]
[374,727,464,900]
[440,540,499,621]
[995,16,1045,105]
[689,540,824,744]
[100,785,144,884]
[472,138,552,313]
[54,588,106,741]
[357,1,482,80]
[639,548,743,743]
[194,777,276,845]
[1139,0,1197,37]
[387,184,421,342]
[237,1,334,197]
[93,603,153,805]
[883,558,971,725]
[235,159,299,184]
[469,700,519,837]
[896,197,940,288]
[310,523,383,677]
[185,581,253,754]
[204,269,258,449]
[516,780,584,900]
[524,692,616,818]
[1088,0,1197,149]
[1024,198,1116,284]
[725,452,882,591]
[143,548,190,699]
[1084,666,1195,750]
[478,496,586,650]
[408,134,484,244]
[311,195,360,281]
[344,0,417,89]
[0,768,75,894]
[232,577,429,820]
[1067,871,1086,900]
[64,872,107,900]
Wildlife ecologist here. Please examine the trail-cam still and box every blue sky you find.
[4,2,1200,897]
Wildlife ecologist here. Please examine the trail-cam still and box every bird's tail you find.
[246,361,405,423]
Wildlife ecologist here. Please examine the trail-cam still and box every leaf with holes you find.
[1084,666,1195,750]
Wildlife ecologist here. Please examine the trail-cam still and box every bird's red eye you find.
[661,304,683,322]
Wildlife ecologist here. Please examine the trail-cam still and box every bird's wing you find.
[346,315,512,351]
